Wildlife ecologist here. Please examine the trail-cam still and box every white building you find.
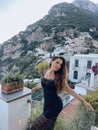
[69,54,98,86]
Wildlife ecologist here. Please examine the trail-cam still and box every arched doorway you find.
[85,72,91,80]
[73,71,78,79]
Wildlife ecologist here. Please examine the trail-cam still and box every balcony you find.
[28,91,96,130]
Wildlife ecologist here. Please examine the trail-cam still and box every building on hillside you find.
[69,54,98,88]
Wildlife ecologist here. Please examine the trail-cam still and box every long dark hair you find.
[50,56,68,93]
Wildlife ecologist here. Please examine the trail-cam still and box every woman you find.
[30,56,94,130]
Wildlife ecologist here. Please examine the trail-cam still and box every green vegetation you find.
[39,3,98,37]
[28,103,43,125]
[65,105,95,130]
[1,2,98,80]
[28,102,95,130]
[28,88,98,129]
[25,79,43,101]
[37,61,49,77]
[2,55,39,80]
[85,89,98,126]
[1,72,23,87]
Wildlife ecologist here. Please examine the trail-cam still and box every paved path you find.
[59,98,80,121]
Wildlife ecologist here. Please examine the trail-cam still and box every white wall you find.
[0,95,31,130]
[0,99,9,130]
[69,54,98,83]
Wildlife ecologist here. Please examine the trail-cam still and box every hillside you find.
[0,0,98,80]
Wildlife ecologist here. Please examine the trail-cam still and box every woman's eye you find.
[56,61,62,66]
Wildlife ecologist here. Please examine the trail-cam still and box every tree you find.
[37,61,49,77]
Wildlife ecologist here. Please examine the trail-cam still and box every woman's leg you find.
[30,114,49,130]
[47,118,57,130]
[40,117,57,130]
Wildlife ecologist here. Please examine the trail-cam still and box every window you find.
[87,61,92,69]
[74,59,79,67]
[73,71,78,79]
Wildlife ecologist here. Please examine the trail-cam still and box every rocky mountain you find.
[72,0,98,12]
[0,0,98,80]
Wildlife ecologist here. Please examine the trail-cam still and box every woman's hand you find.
[32,83,42,92]
[32,87,36,92]
[66,85,95,111]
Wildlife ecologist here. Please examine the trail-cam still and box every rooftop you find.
[73,54,98,58]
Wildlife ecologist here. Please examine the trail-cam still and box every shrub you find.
[68,105,96,130]
[1,72,23,86]
[85,88,98,126]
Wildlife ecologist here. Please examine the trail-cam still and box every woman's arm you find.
[66,84,94,111]
[32,83,42,92]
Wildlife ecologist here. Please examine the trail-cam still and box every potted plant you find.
[1,73,24,94]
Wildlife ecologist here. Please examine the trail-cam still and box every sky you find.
[0,0,98,44]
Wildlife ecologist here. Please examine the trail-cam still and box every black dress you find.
[30,78,63,130]
[41,78,63,119]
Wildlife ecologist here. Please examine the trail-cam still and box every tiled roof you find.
[59,98,80,121]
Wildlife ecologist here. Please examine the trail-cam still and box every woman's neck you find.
[44,69,55,80]
[48,69,55,75]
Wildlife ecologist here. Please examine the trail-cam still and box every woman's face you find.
[50,58,63,71]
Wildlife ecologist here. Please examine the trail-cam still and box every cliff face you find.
[72,0,97,12]
[1,0,98,60]
[0,0,98,79]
